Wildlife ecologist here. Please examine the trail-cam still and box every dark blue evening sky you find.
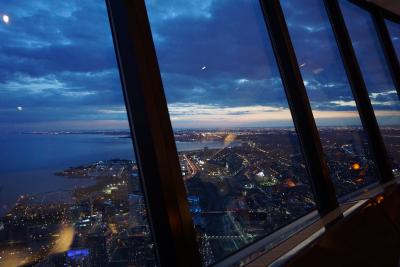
[386,19,400,61]
[0,0,399,131]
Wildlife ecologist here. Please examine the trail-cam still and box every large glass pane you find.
[145,0,316,264]
[386,19,400,61]
[0,2,155,266]
[340,0,400,178]
[281,0,379,197]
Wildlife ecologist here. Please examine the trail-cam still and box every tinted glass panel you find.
[282,0,379,197]
[145,0,316,264]
[0,2,155,266]
[386,19,400,61]
[340,0,400,177]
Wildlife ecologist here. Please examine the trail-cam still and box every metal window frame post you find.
[323,0,395,184]
[259,0,339,215]
[370,9,400,99]
[105,1,202,266]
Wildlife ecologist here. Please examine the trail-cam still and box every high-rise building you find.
[87,233,108,267]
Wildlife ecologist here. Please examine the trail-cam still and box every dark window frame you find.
[323,0,395,184]
[348,0,400,98]
[349,0,400,24]
[105,1,201,266]
[104,0,400,266]
[259,0,338,215]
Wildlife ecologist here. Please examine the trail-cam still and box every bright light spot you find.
[224,133,237,145]
[49,226,75,254]
[17,106,23,111]
[303,80,309,86]
[2,14,10,24]
[257,171,265,177]
[376,195,384,204]
[351,163,361,171]
[237,78,249,84]
[299,62,306,68]
[285,178,296,188]
[201,65,207,70]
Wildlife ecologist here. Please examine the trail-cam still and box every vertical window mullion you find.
[371,9,400,99]
[105,1,202,266]
[259,0,339,215]
[323,0,395,184]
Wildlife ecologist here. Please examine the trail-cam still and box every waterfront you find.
[0,132,236,213]
[0,127,399,266]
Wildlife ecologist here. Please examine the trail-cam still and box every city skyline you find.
[0,1,399,266]
[1,125,396,265]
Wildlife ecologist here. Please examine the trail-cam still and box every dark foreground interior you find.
[281,185,400,267]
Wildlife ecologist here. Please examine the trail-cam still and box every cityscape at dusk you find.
[0,0,399,266]
[1,126,399,266]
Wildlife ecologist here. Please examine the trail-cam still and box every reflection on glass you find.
[0,2,155,266]
[386,19,400,61]
[340,0,400,178]
[145,0,316,264]
[281,0,379,197]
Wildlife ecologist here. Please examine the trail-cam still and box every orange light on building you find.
[351,163,361,171]
[376,195,384,204]
[285,178,296,188]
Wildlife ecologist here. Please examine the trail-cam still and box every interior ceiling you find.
[367,0,400,16]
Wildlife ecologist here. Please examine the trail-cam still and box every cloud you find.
[0,73,101,98]
[97,107,127,114]
[0,120,130,132]
[1,0,399,130]
[145,0,216,21]
[371,100,399,107]
[330,100,356,107]
[167,103,293,128]
[370,90,397,99]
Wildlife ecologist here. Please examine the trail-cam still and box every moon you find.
[2,15,9,24]
[17,106,23,111]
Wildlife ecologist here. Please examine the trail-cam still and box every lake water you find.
[0,133,236,214]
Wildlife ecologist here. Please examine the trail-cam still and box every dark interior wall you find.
[367,0,400,15]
